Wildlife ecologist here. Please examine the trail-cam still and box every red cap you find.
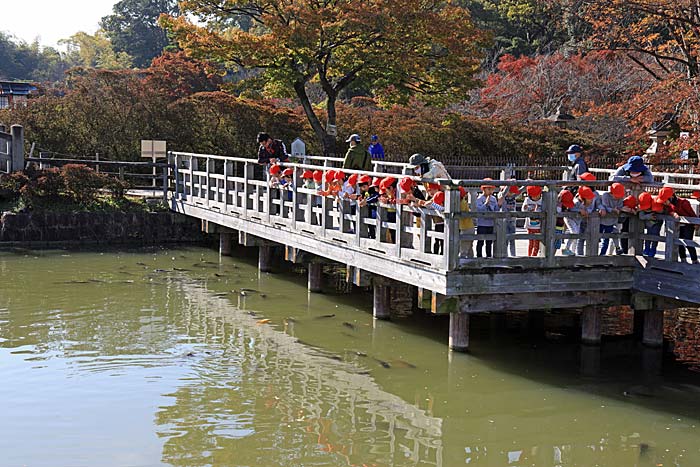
[580,172,596,181]
[651,196,665,213]
[282,168,294,177]
[324,170,336,184]
[658,186,674,202]
[623,195,637,209]
[371,177,382,187]
[692,190,700,199]
[509,185,520,194]
[578,186,595,200]
[347,174,358,186]
[526,185,542,198]
[334,170,346,181]
[458,186,467,199]
[425,182,440,191]
[379,177,396,192]
[610,182,625,199]
[358,174,372,185]
[481,177,496,190]
[399,177,415,192]
[432,191,445,206]
[638,192,652,210]
[302,170,313,179]
[269,164,281,175]
[313,170,323,182]
[559,189,575,209]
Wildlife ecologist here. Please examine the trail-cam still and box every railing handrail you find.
[26,156,169,168]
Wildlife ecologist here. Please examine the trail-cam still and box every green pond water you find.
[1,246,699,467]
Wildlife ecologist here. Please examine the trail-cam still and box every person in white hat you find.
[342,134,371,170]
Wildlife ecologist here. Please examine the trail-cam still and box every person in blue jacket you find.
[368,135,385,160]
[610,155,654,185]
[566,144,588,181]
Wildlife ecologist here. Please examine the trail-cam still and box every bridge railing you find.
[169,151,700,273]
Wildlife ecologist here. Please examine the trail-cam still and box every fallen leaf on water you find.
[256,319,271,325]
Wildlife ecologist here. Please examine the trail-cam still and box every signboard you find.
[291,137,306,156]
[141,140,167,159]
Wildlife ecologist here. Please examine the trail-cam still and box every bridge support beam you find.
[258,245,274,273]
[449,313,470,352]
[219,232,233,256]
[642,309,664,348]
[581,306,602,345]
[373,280,391,320]
[308,262,323,293]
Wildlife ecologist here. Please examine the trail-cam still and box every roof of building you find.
[0,81,38,96]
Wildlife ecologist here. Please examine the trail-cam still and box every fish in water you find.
[259,293,267,299]
[355,351,368,357]
[315,314,336,319]
[342,322,356,330]
[256,319,271,325]
[214,273,225,277]
[390,359,417,369]
[240,288,260,293]
[373,358,391,369]
[173,268,190,272]
[153,269,170,273]
[136,262,148,266]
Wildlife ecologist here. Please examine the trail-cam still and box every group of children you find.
[265,164,699,262]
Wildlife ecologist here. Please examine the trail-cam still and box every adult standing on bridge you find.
[610,155,654,185]
[566,144,588,181]
[368,135,385,160]
[342,134,372,171]
[407,153,451,180]
[257,132,289,165]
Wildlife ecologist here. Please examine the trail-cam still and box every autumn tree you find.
[59,30,133,70]
[144,51,223,100]
[161,0,489,156]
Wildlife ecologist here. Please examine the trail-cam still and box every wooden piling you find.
[373,281,391,320]
[308,262,323,293]
[219,232,232,256]
[581,306,601,345]
[642,309,664,348]
[449,312,469,352]
[258,245,273,273]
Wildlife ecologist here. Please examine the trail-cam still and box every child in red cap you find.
[301,170,315,189]
[669,192,698,263]
[638,192,663,257]
[599,182,625,255]
[268,164,282,188]
[617,195,637,254]
[357,174,379,239]
[522,185,543,256]
[573,185,601,255]
[557,189,575,254]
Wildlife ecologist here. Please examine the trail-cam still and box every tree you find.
[161,0,488,156]
[101,0,179,68]
[60,31,133,70]
[0,32,68,81]
[144,51,222,100]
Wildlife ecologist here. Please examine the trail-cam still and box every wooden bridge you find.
[168,151,700,352]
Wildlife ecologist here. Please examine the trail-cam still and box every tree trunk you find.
[325,93,338,157]
[293,81,327,155]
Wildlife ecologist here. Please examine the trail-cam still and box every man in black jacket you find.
[257,133,289,165]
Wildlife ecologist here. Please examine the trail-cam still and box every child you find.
[318,170,341,197]
[558,189,575,253]
[279,168,294,188]
[312,170,324,189]
[669,192,697,263]
[379,177,398,242]
[302,170,315,189]
[358,174,379,239]
[421,189,446,254]
[498,183,520,257]
[574,186,601,255]
[522,185,543,256]
[268,163,282,188]
[598,182,625,255]
[637,192,661,257]
[476,178,499,258]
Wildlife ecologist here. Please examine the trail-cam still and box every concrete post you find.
[258,245,273,273]
[11,124,24,172]
[308,262,323,293]
[449,312,469,352]
[633,309,645,340]
[373,281,391,320]
[581,306,602,345]
[219,232,232,256]
[642,309,664,348]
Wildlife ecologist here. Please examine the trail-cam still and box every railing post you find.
[543,187,558,266]
[356,204,369,246]
[493,218,507,259]
[10,124,24,172]
[664,217,679,262]
[443,187,461,270]
[243,161,251,215]
[628,215,643,256]
[95,153,100,173]
[162,160,168,202]
[586,214,601,256]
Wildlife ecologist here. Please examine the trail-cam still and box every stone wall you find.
[0,211,207,246]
